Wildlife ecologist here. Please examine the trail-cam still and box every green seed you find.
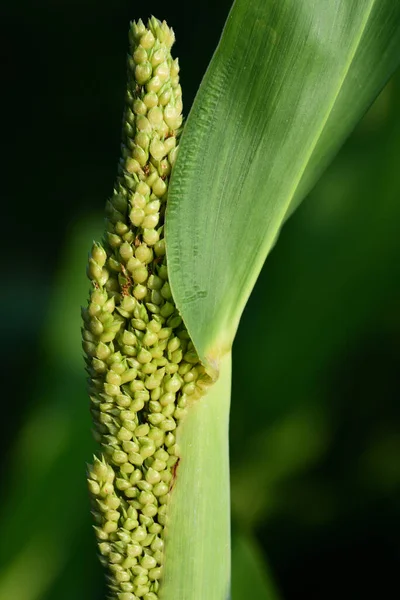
[148,567,162,581]
[129,452,144,466]
[135,424,150,437]
[137,348,153,364]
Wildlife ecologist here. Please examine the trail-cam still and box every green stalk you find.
[161,353,231,600]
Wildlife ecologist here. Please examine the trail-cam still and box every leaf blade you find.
[166,0,400,369]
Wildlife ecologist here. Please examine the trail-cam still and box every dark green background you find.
[2,1,399,599]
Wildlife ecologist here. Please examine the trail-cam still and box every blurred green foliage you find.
[2,1,399,599]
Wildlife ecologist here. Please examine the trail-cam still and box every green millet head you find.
[82,17,212,600]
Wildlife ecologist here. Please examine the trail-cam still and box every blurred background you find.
[2,1,399,599]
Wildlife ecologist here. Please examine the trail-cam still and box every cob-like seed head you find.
[82,17,213,599]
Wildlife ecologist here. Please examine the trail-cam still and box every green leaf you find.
[232,532,281,600]
[166,0,400,372]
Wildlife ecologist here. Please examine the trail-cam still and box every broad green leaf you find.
[166,0,400,371]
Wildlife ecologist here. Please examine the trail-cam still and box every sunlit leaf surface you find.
[167,0,400,371]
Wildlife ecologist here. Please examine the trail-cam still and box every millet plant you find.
[82,2,400,599]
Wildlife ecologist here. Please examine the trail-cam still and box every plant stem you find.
[161,353,231,600]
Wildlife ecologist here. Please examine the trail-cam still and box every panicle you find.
[82,17,212,600]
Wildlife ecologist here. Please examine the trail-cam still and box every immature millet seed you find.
[82,17,212,600]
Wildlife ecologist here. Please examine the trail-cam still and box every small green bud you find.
[132,265,148,284]
[118,593,136,600]
[115,570,131,583]
[140,438,156,458]
[103,520,118,534]
[88,479,100,495]
[135,62,152,84]
[158,265,168,280]
[120,368,138,384]
[164,432,176,447]
[159,418,176,432]
[87,258,103,282]
[99,542,112,555]
[104,383,120,396]
[143,228,159,246]
[131,526,147,542]
[116,394,131,408]
[105,494,120,509]
[125,157,141,174]
[135,244,153,264]
[132,396,146,411]
[106,509,120,522]
[142,214,159,229]
[146,75,162,93]
[151,47,166,67]
[152,481,169,497]
[106,370,121,386]
[142,503,158,518]
[112,450,128,464]
[133,45,147,64]
[119,242,133,261]
[91,242,107,267]
[132,19,146,40]
[137,479,152,493]
[146,522,161,537]
[133,98,147,116]
[161,403,175,417]
[145,467,161,484]
[154,62,170,82]
[159,392,175,406]
[117,427,133,442]
[130,207,145,227]
[129,452,144,466]
[126,543,142,558]
[135,423,150,437]
[160,302,174,317]
[141,554,157,570]
[136,115,152,133]
[164,374,182,393]
[133,145,148,167]
[140,30,155,49]
[151,290,163,305]
[154,239,166,257]
[152,177,167,198]
[127,257,142,273]
[160,470,172,484]
[160,281,172,300]
[182,382,196,395]
[151,536,164,552]
[138,490,155,505]
[148,106,164,127]
[148,413,165,426]
[135,584,150,597]
[137,348,153,364]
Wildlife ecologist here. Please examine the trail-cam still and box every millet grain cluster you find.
[82,17,212,600]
